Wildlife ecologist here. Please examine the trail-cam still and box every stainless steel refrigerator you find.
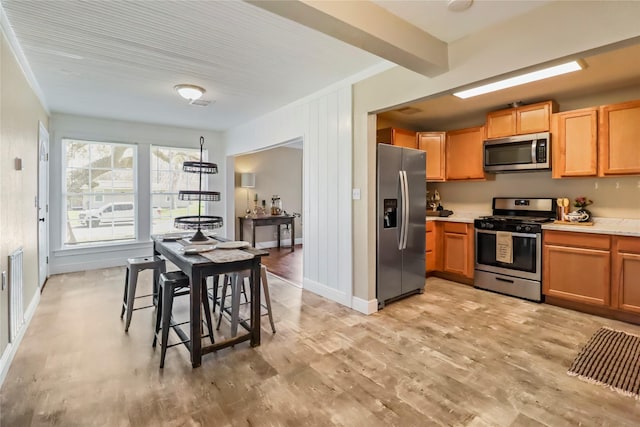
[377,144,426,309]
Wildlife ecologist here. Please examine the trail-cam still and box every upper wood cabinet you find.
[551,107,598,178]
[417,132,446,181]
[486,101,557,139]
[376,127,417,149]
[598,99,640,176]
[446,126,486,180]
[612,236,640,314]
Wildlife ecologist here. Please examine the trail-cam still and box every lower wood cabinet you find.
[544,231,640,322]
[426,221,473,280]
[543,231,611,306]
[612,236,640,314]
[425,221,437,272]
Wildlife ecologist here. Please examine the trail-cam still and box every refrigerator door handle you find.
[401,170,409,250]
[398,170,405,250]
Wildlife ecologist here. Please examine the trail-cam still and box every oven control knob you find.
[485,222,493,229]
[516,225,522,232]
[524,225,532,232]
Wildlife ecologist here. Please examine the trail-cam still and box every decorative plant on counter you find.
[574,196,593,209]
[572,196,593,222]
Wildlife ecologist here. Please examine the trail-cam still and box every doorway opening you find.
[233,138,303,286]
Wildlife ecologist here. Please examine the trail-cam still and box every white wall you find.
[0,25,49,378]
[352,1,640,302]
[49,113,224,274]
[225,86,355,308]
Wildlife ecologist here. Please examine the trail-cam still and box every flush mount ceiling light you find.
[453,60,584,99]
[174,84,205,101]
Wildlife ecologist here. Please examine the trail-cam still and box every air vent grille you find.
[190,99,213,107]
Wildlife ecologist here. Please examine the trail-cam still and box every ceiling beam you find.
[246,0,449,77]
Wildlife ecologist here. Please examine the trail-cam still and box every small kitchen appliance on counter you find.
[474,197,557,302]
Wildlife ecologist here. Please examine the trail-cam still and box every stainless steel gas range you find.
[474,197,556,302]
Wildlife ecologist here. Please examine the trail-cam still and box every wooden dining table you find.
[153,235,269,367]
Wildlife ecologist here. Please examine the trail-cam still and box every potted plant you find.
[573,196,593,222]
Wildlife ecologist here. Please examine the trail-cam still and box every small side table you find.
[238,215,295,252]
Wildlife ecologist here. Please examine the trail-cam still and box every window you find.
[151,146,206,234]
[63,139,136,245]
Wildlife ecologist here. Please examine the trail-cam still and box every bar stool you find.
[153,271,215,368]
[121,255,166,332]
[216,265,276,337]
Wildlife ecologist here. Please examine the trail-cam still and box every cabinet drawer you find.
[443,222,468,234]
[615,236,640,254]
[543,230,610,250]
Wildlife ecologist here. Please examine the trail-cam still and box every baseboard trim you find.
[0,289,41,388]
[254,237,303,250]
[50,258,128,275]
[266,272,302,289]
[303,278,350,307]
[351,296,378,315]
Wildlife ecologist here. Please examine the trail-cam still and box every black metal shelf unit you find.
[174,136,223,242]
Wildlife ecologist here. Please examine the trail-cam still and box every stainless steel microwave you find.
[483,132,551,173]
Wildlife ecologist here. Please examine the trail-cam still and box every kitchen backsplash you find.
[429,173,640,219]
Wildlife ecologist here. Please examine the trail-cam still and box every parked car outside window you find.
[78,202,134,227]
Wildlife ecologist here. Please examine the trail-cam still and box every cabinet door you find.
[417,132,446,181]
[446,126,486,180]
[517,101,553,134]
[599,100,640,175]
[543,244,610,306]
[552,108,598,178]
[443,232,468,276]
[392,128,418,149]
[425,222,434,272]
[612,236,640,314]
[486,109,516,139]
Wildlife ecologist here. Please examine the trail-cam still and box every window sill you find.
[53,240,152,257]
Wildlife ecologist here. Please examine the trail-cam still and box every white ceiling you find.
[373,0,552,43]
[2,0,558,131]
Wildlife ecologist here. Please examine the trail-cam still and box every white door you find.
[38,122,49,288]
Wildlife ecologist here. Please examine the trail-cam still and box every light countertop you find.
[425,211,489,224]
[425,213,640,237]
[542,218,640,237]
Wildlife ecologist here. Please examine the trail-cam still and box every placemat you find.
[200,249,254,263]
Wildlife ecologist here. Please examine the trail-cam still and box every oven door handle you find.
[475,229,538,239]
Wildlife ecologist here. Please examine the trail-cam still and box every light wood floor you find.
[2,269,640,426]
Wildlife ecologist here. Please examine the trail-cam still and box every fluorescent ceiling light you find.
[174,84,205,101]
[453,61,584,99]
